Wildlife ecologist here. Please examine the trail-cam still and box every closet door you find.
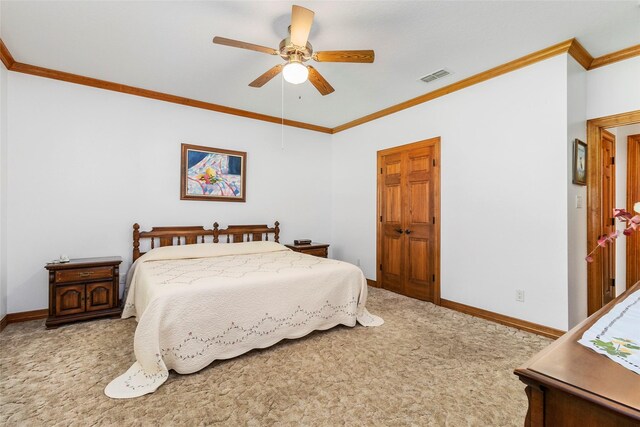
[377,138,440,303]
[380,152,405,294]
[404,146,437,301]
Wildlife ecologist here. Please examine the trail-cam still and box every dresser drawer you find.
[55,266,114,283]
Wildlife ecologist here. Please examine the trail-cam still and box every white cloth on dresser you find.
[578,289,640,375]
[105,241,383,398]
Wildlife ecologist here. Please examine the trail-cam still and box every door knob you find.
[394,228,404,234]
[405,229,412,234]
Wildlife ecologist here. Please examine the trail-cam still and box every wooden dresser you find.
[285,242,329,258]
[515,281,640,426]
[45,257,122,328]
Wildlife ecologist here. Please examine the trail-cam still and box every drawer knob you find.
[79,272,94,277]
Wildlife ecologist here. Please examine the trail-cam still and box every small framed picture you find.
[572,139,587,186]
[180,143,247,202]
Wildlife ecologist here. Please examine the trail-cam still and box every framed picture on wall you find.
[180,143,247,202]
[572,139,587,186]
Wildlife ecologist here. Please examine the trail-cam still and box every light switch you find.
[576,195,584,208]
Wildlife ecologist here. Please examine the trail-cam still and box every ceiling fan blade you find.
[314,50,375,63]
[307,66,335,96]
[290,5,314,47]
[213,36,278,55]
[249,64,284,88]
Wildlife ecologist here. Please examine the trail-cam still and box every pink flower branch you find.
[586,207,640,263]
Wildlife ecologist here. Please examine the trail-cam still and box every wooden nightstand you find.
[45,257,122,329]
[285,243,329,258]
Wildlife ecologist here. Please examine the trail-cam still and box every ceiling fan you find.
[212,5,375,96]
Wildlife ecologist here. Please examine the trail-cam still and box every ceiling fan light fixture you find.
[283,60,308,84]
[212,5,374,94]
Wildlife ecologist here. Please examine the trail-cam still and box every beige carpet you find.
[0,287,550,426]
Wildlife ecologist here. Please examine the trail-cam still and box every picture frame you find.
[180,143,247,202]
[572,139,587,186]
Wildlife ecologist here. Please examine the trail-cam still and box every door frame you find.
[626,133,640,289]
[376,136,441,304]
[600,129,616,305]
[586,110,640,315]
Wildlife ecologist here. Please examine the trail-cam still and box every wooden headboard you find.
[132,221,280,261]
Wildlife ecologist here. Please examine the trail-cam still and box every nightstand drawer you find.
[55,266,113,283]
[285,243,329,258]
[303,247,328,258]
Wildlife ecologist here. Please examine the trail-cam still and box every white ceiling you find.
[2,1,639,128]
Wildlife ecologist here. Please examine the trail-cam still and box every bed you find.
[105,222,383,399]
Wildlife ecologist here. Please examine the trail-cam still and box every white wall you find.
[587,56,640,120]
[567,56,587,328]
[609,123,640,294]
[4,51,639,330]
[6,72,333,313]
[0,63,7,319]
[331,55,570,331]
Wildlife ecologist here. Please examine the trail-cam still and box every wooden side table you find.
[45,256,122,328]
[285,243,329,258]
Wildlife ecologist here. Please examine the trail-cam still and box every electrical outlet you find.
[356,258,361,267]
[120,275,127,284]
[516,290,525,302]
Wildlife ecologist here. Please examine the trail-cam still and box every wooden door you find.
[86,282,114,312]
[377,138,440,303]
[380,152,405,294]
[601,130,616,304]
[55,284,85,316]
[627,134,640,289]
[404,146,437,301]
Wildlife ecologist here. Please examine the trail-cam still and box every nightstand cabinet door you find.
[55,284,86,316]
[86,282,113,312]
[45,257,122,328]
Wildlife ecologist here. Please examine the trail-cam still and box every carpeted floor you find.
[0,287,550,426]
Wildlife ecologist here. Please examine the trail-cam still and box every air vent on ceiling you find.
[420,69,452,83]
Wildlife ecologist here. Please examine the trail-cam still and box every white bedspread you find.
[105,242,383,399]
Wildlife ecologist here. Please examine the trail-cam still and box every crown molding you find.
[589,44,640,70]
[332,39,575,133]
[2,37,639,135]
[567,38,594,69]
[0,39,15,69]
[0,39,332,134]
[567,39,640,71]
[332,39,640,133]
[9,62,333,134]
